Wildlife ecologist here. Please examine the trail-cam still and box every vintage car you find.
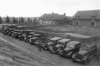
[12,30,23,38]
[12,31,22,38]
[1,24,16,34]
[19,33,27,41]
[1,26,8,33]
[72,44,96,64]
[59,41,81,58]
[3,28,11,35]
[49,39,71,54]
[24,34,34,42]
[24,32,36,42]
[42,37,62,50]
[7,29,15,36]
[29,37,38,45]
[29,34,41,45]
[18,30,33,40]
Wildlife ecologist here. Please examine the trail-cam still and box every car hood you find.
[48,42,53,45]
[64,47,72,51]
[56,44,63,48]
[78,50,88,55]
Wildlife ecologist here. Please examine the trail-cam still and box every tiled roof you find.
[73,10,100,19]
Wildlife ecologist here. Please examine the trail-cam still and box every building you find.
[38,13,70,25]
[72,10,100,27]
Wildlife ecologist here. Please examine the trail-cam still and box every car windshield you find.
[31,37,37,39]
[80,46,90,51]
[29,32,35,34]
[56,43,63,47]
[67,45,74,48]
[22,34,26,36]
[64,45,74,50]
[56,44,63,47]
[78,50,88,55]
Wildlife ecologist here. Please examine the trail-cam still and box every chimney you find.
[64,13,66,16]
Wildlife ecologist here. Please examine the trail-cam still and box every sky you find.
[0,0,99,17]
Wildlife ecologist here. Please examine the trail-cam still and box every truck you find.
[59,41,81,58]
[42,37,61,50]
[49,39,70,54]
[72,44,97,64]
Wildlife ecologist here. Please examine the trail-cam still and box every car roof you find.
[34,34,40,36]
[50,37,61,41]
[14,30,23,31]
[29,32,35,34]
[82,44,95,50]
[58,39,70,43]
[17,26,25,27]
[67,41,80,45]
[2,24,16,26]
[31,37,37,39]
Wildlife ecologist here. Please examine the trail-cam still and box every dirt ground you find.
[0,39,55,66]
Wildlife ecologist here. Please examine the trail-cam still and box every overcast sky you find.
[0,0,99,17]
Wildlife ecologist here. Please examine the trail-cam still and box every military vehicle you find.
[24,31,36,42]
[72,44,96,64]
[49,39,70,54]
[29,34,41,45]
[42,37,61,50]
[59,41,81,58]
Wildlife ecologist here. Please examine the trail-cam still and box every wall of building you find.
[38,20,56,25]
[95,19,100,28]
[72,19,100,27]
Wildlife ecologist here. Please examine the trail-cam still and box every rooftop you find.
[50,37,61,41]
[73,10,100,19]
[67,41,80,45]
[58,39,70,43]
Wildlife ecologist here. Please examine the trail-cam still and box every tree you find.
[33,18,38,25]
[18,17,25,23]
[12,17,18,23]
[27,18,32,23]
[0,16,3,24]
[5,16,10,23]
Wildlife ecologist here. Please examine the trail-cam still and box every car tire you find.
[72,58,76,62]
[82,58,89,65]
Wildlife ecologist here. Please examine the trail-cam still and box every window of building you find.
[91,20,96,27]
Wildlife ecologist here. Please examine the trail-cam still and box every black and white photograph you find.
[0,0,99,66]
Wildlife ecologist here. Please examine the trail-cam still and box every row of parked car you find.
[0,25,97,64]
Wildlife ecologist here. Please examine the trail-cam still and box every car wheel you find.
[72,58,76,62]
[82,58,89,65]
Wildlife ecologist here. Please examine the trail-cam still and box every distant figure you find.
[38,43,42,52]
[36,40,42,52]
[95,45,99,61]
